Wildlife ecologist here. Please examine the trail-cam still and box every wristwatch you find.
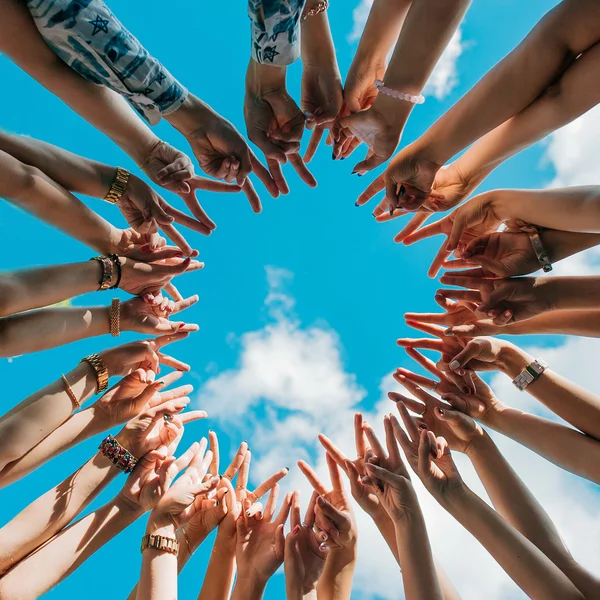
[141,534,179,556]
[512,358,549,391]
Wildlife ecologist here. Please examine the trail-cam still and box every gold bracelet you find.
[90,256,114,290]
[80,353,109,394]
[110,298,121,337]
[141,534,179,557]
[302,0,328,20]
[61,374,81,410]
[104,167,130,204]
[168,514,192,555]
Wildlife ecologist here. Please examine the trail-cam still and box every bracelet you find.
[167,514,192,554]
[110,298,121,337]
[61,374,81,410]
[99,435,139,473]
[512,358,549,391]
[527,230,553,273]
[374,79,425,105]
[141,534,179,556]
[104,167,130,204]
[90,256,114,291]
[81,353,109,393]
[301,0,328,20]
[107,254,123,289]
[140,140,165,169]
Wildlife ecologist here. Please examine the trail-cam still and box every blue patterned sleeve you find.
[248,0,306,66]
[25,0,188,125]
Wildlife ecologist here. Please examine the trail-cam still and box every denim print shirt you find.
[26,0,188,125]
[249,0,307,66]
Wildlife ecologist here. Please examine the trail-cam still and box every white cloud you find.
[546,104,600,188]
[196,268,600,599]
[348,1,463,100]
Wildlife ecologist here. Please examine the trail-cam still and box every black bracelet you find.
[108,254,123,289]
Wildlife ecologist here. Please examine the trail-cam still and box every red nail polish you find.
[140,244,150,253]
[292,525,300,535]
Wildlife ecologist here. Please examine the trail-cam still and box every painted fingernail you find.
[354,201,360,207]
[449,360,460,370]
[418,423,428,430]
[331,152,336,160]
[320,532,328,542]
[284,466,290,471]
[292,525,300,535]
[390,208,395,216]
[372,212,377,218]
[319,543,330,551]
[399,185,405,197]
[444,330,454,337]
[438,408,444,416]
[140,244,150,253]
[341,157,346,161]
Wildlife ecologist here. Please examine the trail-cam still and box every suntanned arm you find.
[0,0,158,165]
[467,432,600,598]
[316,543,357,600]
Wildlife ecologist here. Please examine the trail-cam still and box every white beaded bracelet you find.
[374,80,425,105]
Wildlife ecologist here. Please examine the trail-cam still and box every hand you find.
[119,256,203,297]
[390,413,464,501]
[298,454,357,550]
[442,231,541,278]
[388,380,484,456]
[117,441,197,513]
[120,295,199,335]
[438,274,554,325]
[150,438,220,529]
[235,485,292,583]
[99,334,190,378]
[444,337,527,376]
[359,416,422,524]
[140,140,194,195]
[302,64,343,163]
[92,369,192,427]
[285,490,327,596]
[404,294,479,328]
[318,414,385,518]
[245,61,316,195]
[118,385,207,459]
[356,143,444,212]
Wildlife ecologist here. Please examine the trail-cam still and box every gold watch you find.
[81,353,109,394]
[141,534,179,556]
[104,167,130,204]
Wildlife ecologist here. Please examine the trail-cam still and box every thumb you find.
[132,380,165,408]
[364,462,399,486]
[449,340,486,371]
[352,151,385,175]
[434,406,469,430]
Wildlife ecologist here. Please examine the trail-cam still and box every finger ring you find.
[221,473,231,480]
[302,522,311,529]
[163,414,173,422]
[236,485,245,490]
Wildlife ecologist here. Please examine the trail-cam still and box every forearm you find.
[497,340,600,438]
[543,230,600,265]
[489,310,600,338]
[468,434,600,598]
[0,306,110,357]
[0,406,107,487]
[0,498,142,600]
[301,1,337,69]
[372,511,400,563]
[0,261,103,317]
[493,187,600,233]
[352,0,411,67]
[230,577,267,600]
[316,544,357,600]
[395,516,444,600]
[0,363,96,472]
[0,132,115,198]
[0,451,119,575]
[441,487,583,600]
[0,0,158,164]
[137,521,178,600]
[415,0,600,165]
[197,534,236,600]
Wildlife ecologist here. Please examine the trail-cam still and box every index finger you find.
[403,218,445,245]
[242,179,263,214]
[249,151,279,198]
[304,126,324,163]
[291,489,301,529]
[439,275,487,289]
[354,413,366,458]
[251,467,289,500]
[224,441,248,480]
[289,153,317,187]
[318,434,349,473]
[405,320,447,339]
[356,174,385,206]
[362,421,387,461]
[208,430,219,477]
[326,452,344,492]
[298,460,329,495]
[304,491,318,528]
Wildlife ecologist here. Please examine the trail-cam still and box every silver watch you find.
[512,358,549,391]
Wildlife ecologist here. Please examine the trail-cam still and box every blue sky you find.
[3,0,600,598]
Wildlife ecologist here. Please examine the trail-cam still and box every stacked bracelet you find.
[107,254,123,289]
[110,298,121,337]
[81,353,109,393]
[104,167,130,204]
[374,80,425,105]
[99,435,139,473]
[91,255,122,290]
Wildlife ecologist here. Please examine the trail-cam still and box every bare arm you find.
[467,433,600,598]
[0,0,158,164]
[316,545,357,600]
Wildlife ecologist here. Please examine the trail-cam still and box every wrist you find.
[146,513,176,537]
[496,342,534,379]
[164,93,213,137]
[246,59,287,95]
[233,575,268,597]
[436,481,471,513]
[464,429,494,460]
[370,93,411,132]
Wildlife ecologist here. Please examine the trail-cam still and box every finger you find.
[208,430,219,477]
[178,410,208,424]
[290,489,301,529]
[364,462,403,486]
[172,295,199,314]
[439,275,487,290]
[388,389,426,415]
[267,158,289,195]
[249,151,279,198]
[156,370,184,389]
[403,218,445,245]
[251,467,289,500]
[394,399,421,443]
[274,490,293,527]
[395,366,439,390]
[442,262,484,275]
[356,175,385,206]
[405,347,450,383]
[436,289,482,303]
[394,213,431,244]
[160,223,195,255]
[242,179,262,214]
[383,415,404,472]
[428,244,452,278]
[318,434,349,473]
[158,352,191,372]
[289,154,317,187]
[396,337,444,351]
[297,460,329,495]
[224,441,248,480]
[352,150,385,174]
[238,449,251,492]
[354,413,366,458]
[163,282,184,302]
[263,483,280,521]
[190,175,242,194]
[304,126,325,163]
[304,490,318,528]
[326,452,344,492]
[417,429,434,476]
[362,421,386,461]
[405,320,447,340]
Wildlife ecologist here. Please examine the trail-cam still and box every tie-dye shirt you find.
[26,0,187,125]
[249,0,306,66]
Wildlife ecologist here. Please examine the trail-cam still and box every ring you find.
[221,473,231,480]
[302,521,312,528]
[236,485,245,490]
[163,414,173,422]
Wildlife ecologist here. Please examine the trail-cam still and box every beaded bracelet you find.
[374,79,425,105]
[107,254,123,289]
[99,435,139,473]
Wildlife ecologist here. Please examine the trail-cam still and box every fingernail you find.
[140,244,150,253]
[174,252,184,258]
[438,408,444,416]
[317,496,326,506]
[354,201,360,207]
[372,212,376,218]
[449,360,460,370]
[358,173,363,177]
[399,185,405,197]
[209,429,213,432]
[320,532,328,542]
[444,330,454,337]
[341,157,346,161]
[330,528,340,539]
[284,466,290,471]
[390,208,395,216]
[331,152,336,160]
[418,423,428,430]
[292,525,300,535]
[320,543,329,551]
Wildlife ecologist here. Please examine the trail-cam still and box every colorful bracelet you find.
[374,79,425,105]
[302,0,328,20]
[99,435,139,473]
[81,353,109,393]
[104,167,130,204]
